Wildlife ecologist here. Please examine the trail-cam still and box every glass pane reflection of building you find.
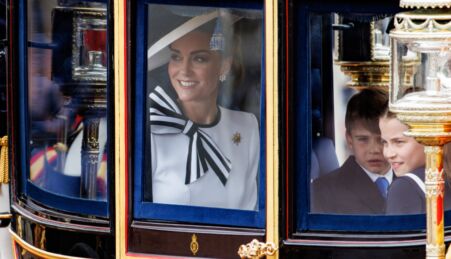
[28,0,108,201]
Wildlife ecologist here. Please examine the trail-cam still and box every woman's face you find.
[379,117,425,175]
[168,30,231,104]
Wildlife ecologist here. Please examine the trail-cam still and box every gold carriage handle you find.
[0,136,8,184]
[238,239,278,258]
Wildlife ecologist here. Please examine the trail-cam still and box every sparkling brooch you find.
[232,132,241,145]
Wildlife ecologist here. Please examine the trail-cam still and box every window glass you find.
[27,0,108,201]
[309,14,403,216]
[308,13,451,217]
[142,4,263,211]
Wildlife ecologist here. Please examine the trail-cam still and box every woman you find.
[148,10,260,210]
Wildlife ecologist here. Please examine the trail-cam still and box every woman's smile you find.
[178,80,196,87]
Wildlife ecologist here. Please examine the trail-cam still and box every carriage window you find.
[309,15,393,216]
[291,9,451,233]
[133,2,264,226]
[24,0,109,215]
[307,13,451,218]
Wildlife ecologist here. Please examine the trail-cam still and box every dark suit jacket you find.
[311,156,388,215]
[386,167,451,214]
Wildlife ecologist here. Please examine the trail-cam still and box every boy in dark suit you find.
[311,89,392,214]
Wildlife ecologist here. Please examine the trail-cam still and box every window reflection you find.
[144,5,262,210]
[27,0,108,200]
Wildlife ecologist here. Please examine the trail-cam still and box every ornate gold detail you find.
[336,61,390,91]
[88,136,100,149]
[426,243,446,257]
[425,147,445,198]
[400,0,451,9]
[0,136,8,184]
[391,118,451,146]
[81,118,101,199]
[0,213,12,219]
[425,146,444,154]
[422,145,446,259]
[190,234,199,256]
[391,106,451,116]
[393,10,451,33]
[84,119,100,149]
[34,225,46,250]
[425,168,444,182]
[425,184,444,197]
[16,216,22,238]
[232,132,241,145]
[238,239,277,258]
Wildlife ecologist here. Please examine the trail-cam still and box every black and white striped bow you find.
[149,86,231,185]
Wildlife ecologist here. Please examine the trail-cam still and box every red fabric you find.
[437,192,443,225]
[83,29,107,65]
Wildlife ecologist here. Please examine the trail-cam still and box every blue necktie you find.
[375,177,389,199]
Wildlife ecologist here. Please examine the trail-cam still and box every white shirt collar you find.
[358,164,393,184]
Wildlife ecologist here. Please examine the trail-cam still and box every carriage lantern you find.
[335,14,392,91]
[389,1,451,258]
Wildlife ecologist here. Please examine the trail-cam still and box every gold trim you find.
[9,229,88,259]
[190,234,199,255]
[117,1,278,257]
[0,213,12,219]
[336,61,390,91]
[424,146,446,259]
[114,0,127,258]
[0,136,9,184]
[265,0,279,258]
[238,239,277,258]
[400,0,451,9]
[391,10,451,38]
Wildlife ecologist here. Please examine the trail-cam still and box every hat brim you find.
[147,10,220,72]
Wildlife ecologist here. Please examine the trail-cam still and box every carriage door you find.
[116,0,278,257]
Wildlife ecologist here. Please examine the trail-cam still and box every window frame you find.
[131,0,266,228]
[16,0,110,218]
[286,0,450,240]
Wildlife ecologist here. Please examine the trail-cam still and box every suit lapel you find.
[339,157,386,213]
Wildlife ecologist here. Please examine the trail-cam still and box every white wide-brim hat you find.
[147,6,262,72]
[147,9,221,71]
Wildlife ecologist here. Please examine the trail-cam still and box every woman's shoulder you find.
[219,106,258,127]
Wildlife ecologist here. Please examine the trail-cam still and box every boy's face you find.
[346,121,390,175]
[379,117,425,175]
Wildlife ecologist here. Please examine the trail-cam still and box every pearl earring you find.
[219,74,226,82]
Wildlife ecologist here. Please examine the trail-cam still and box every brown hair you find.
[345,89,388,134]
[380,99,396,120]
